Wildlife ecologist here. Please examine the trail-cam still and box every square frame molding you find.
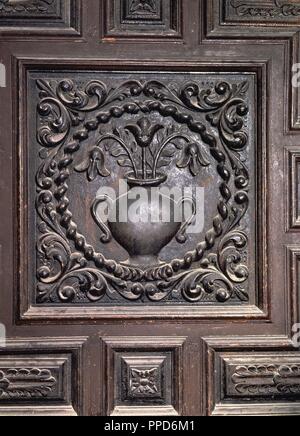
[15,57,268,322]
[102,337,185,416]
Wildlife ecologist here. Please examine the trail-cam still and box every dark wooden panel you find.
[225,355,300,398]
[0,338,86,416]
[102,337,185,416]
[16,58,269,320]
[204,0,300,130]
[0,0,298,417]
[0,0,81,36]
[286,147,300,230]
[224,0,300,25]
[0,357,69,402]
[286,246,300,330]
[103,0,182,39]
[204,338,300,416]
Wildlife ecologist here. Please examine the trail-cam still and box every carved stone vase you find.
[92,173,195,268]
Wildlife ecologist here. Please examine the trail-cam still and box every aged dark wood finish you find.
[0,0,299,416]
[0,338,86,415]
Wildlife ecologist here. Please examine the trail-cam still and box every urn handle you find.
[176,196,197,244]
[91,195,113,244]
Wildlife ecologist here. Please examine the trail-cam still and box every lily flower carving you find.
[75,147,110,181]
[125,117,163,148]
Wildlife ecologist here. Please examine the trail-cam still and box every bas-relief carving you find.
[31,72,253,306]
[231,364,300,396]
[0,367,57,399]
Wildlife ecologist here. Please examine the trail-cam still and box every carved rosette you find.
[129,367,160,396]
[35,75,250,305]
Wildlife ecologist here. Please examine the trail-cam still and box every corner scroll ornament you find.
[35,76,250,304]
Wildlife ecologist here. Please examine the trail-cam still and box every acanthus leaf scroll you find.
[35,76,251,305]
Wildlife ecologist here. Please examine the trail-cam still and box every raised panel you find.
[0,357,69,402]
[286,147,300,230]
[225,355,300,399]
[0,338,86,416]
[16,59,268,321]
[0,0,81,35]
[206,0,300,35]
[102,337,185,416]
[205,1,300,129]
[286,246,300,329]
[103,0,182,39]
[224,0,300,25]
[204,338,300,416]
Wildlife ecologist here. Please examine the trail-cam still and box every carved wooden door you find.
[0,0,300,417]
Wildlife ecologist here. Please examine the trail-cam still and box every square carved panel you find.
[102,337,185,416]
[17,59,267,320]
[121,356,166,401]
[0,0,81,35]
[103,0,182,39]
[224,355,300,399]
